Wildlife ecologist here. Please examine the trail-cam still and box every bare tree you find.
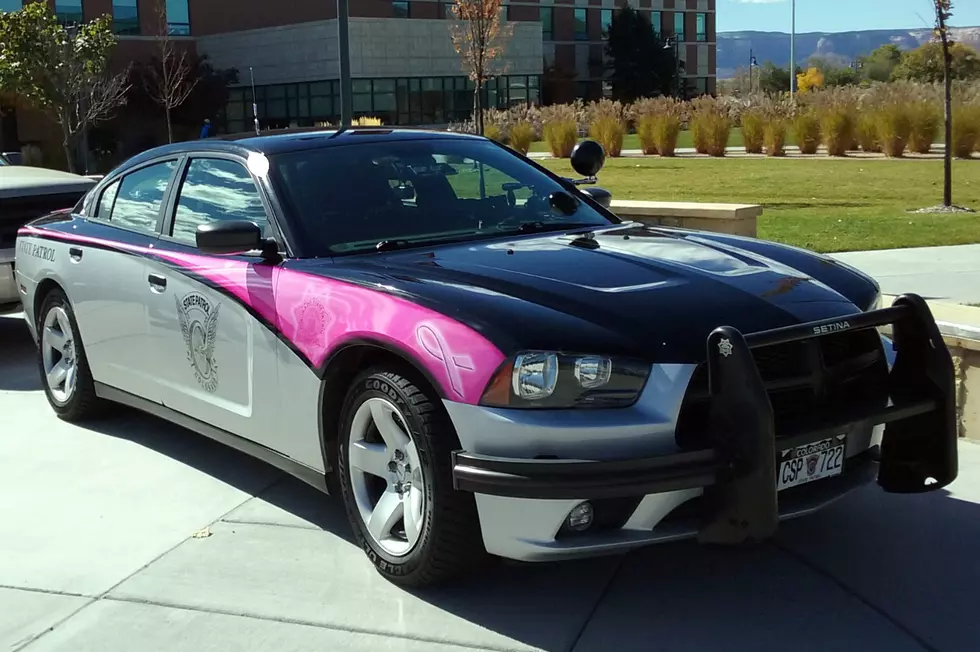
[450,0,513,136]
[933,0,954,207]
[142,0,199,143]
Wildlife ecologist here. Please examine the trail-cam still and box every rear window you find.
[269,138,613,256]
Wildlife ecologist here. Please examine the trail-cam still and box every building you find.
[3,0,715,150]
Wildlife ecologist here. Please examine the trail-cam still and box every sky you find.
[718,0,980,34]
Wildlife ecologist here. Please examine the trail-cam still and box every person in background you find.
[200,118,213,139]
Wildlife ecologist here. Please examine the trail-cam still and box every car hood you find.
[303,224,875,362]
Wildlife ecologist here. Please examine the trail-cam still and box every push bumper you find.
[452,293,957,549]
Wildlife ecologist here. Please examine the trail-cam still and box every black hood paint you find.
[288,224,880,364]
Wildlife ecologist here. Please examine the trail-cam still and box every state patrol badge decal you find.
[176,292,221,393]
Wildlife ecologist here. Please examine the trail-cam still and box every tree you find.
[807,56,859,87]
[450,0,513,136]
[138,0,199,143]
[892,41,980,84]
[796,66,825,93]
[857,44,903,82]
[604,7,679,102]
[0,3,130,172]
[758,62,793,95]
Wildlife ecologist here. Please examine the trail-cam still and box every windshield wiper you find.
[503,221,599,235]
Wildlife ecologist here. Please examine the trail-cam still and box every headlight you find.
[480,351,650,409]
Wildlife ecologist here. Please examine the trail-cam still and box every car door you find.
[143,154,283,449]
[69,157,182,403]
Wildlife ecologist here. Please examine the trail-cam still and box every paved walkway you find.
[2,312,980,652]
[829,244,980,305]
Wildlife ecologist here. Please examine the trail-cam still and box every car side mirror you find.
[197,220,263,255]
[581,186,612,209]
[570,139,606,179]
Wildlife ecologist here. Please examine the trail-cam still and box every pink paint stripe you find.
[21,226,506,403]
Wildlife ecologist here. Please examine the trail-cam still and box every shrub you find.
[352,116,383,126]
[484,123,503,143]
[820,107,855,156]
[540,102,581,158]
[876,101,912,158]
[508,121,535,155]
[741,109,765,154]
[689,97,732,157]
[951,103,980,159]
[763,119,789,157]
[589,115,626,157]
[907,101,941,154]
[632,97,685,156]
[793,110,822,154]
[857,112,881,153]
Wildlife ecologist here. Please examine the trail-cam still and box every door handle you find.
[69,247,83,262]
[148,273,167,292]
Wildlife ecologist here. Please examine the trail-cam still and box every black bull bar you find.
[700,292,956,543]
[451,293,958,545]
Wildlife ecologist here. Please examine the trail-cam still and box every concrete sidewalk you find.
[830,244,980,305]
[2,311,980,652]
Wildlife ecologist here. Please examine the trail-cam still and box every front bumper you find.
[450,294,957,560]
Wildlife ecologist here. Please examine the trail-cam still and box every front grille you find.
[675,328,890,450]
[0,193,85,249]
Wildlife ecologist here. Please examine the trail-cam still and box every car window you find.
[171,158,269,246]
[270,139,614,256]
[96,180,120,219]
[109,160,178,233]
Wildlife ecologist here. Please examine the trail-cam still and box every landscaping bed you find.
[537,157,980,253]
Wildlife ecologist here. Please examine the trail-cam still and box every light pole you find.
[337,0,352,127]
[789,0,796,99]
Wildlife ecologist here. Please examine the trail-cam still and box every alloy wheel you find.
[41,305,77,406]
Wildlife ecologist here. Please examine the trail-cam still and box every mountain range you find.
[717,27,980,79]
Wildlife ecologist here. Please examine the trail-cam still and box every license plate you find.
[777,435,846,491]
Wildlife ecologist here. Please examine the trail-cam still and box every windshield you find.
[270,138,616,256]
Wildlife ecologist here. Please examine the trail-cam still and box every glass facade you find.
[600,9,612,40]
[113,0,140,35]
[0,0,24,13]
[222,75,540,133]
[393,0,409,18]
[54,0,83,25]
[651,10,661,36]
[166,0,190,35]
[574,8,587,41]
[696,12,707,42]
[673,11,685,41]
[540,6,552,40]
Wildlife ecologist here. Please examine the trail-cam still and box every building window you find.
[166,0,190,35]
[540,7,552,40]
[651,10,661,37]
[673,11,685,42]
[574,8,587,41]
[112,0,139,35]
[0,0,25,13]
[392,1,409,18]
[54,0,83,25]
[696,12,707,42]
[600,9,613,40]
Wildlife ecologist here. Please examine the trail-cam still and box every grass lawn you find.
[536,157,980,253]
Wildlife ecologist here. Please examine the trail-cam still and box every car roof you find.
[0,165,98,199]
[120,127,486,170]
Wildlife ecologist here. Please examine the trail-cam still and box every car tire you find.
[36,288,109,421]
[337,366,488,587]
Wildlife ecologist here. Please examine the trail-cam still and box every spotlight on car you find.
[566,502,594,532]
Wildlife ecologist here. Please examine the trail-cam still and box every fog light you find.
[566,502,594,532]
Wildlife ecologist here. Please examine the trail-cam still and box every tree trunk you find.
[474,80,484,136]
[60,120,75,174]
[166,105,174,144]
[941,32,952,207]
